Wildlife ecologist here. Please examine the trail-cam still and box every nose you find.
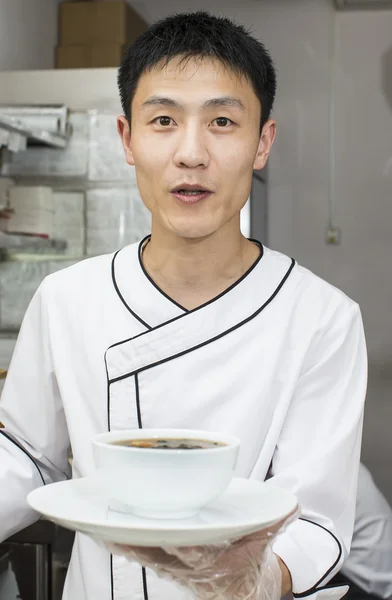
[173,122,209,169]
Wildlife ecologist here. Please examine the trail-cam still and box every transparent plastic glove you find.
[108,507,299,600]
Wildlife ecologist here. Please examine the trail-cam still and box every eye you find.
[212,117,234,127]
[153,116,174,127]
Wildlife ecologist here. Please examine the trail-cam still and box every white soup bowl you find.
[92,428,240,520]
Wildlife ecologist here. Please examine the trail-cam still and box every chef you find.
[0,11,367,600]
[332,463,392,599]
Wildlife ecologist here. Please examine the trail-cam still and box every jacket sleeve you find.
[269,302,367,600]
[0,279,70,542]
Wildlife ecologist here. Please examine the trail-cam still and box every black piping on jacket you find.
[0,429,46,486]
[292,518,344,598]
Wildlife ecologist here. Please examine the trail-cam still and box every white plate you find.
[27,477,298,547]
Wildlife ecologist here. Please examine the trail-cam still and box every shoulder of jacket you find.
[264,245,360,319]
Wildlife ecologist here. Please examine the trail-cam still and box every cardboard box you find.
[56,43,127,68]
[62,1,129,3]
[59,1,147,46]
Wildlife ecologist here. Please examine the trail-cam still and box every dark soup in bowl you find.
[111,438,227,450]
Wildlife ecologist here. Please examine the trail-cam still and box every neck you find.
[142,218,260,310]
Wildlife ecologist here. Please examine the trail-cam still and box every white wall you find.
[130,0,392,501]
[0,0,59,70]
[332,11,392,502]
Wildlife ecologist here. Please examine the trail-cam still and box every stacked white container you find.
[8,186,54,237]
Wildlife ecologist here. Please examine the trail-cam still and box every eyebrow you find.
[141,95,245,111]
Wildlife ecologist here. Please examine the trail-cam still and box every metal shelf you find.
[0,105,72,153]
[0,231,67,260]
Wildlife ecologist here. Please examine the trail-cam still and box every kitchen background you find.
[0,0,391,597]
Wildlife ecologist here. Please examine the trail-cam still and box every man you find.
[333,463,392,600]
[0,11,367,600]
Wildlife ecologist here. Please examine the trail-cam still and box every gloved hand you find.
[107,507,299,600]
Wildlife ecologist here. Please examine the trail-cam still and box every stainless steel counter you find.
[0,547,9,576]
[0,519,74,600]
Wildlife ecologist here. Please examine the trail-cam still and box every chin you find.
[164,216,222,241]
[172,224,221,240]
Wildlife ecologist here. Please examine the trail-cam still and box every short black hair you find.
[118,11,277,130]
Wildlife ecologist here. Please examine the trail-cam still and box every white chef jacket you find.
[0,238,367,600]
[341,464,392,599]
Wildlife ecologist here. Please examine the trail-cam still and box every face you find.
[117,56,276,240]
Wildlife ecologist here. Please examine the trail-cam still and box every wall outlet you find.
[326,226,341,245]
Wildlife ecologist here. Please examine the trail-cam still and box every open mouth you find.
[171,185,213,204]
[175,189,208,195]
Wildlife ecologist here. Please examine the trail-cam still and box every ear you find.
[253,119,276,171]
[117,115,135,166]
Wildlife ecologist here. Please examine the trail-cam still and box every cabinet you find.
[0,521,74,600]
